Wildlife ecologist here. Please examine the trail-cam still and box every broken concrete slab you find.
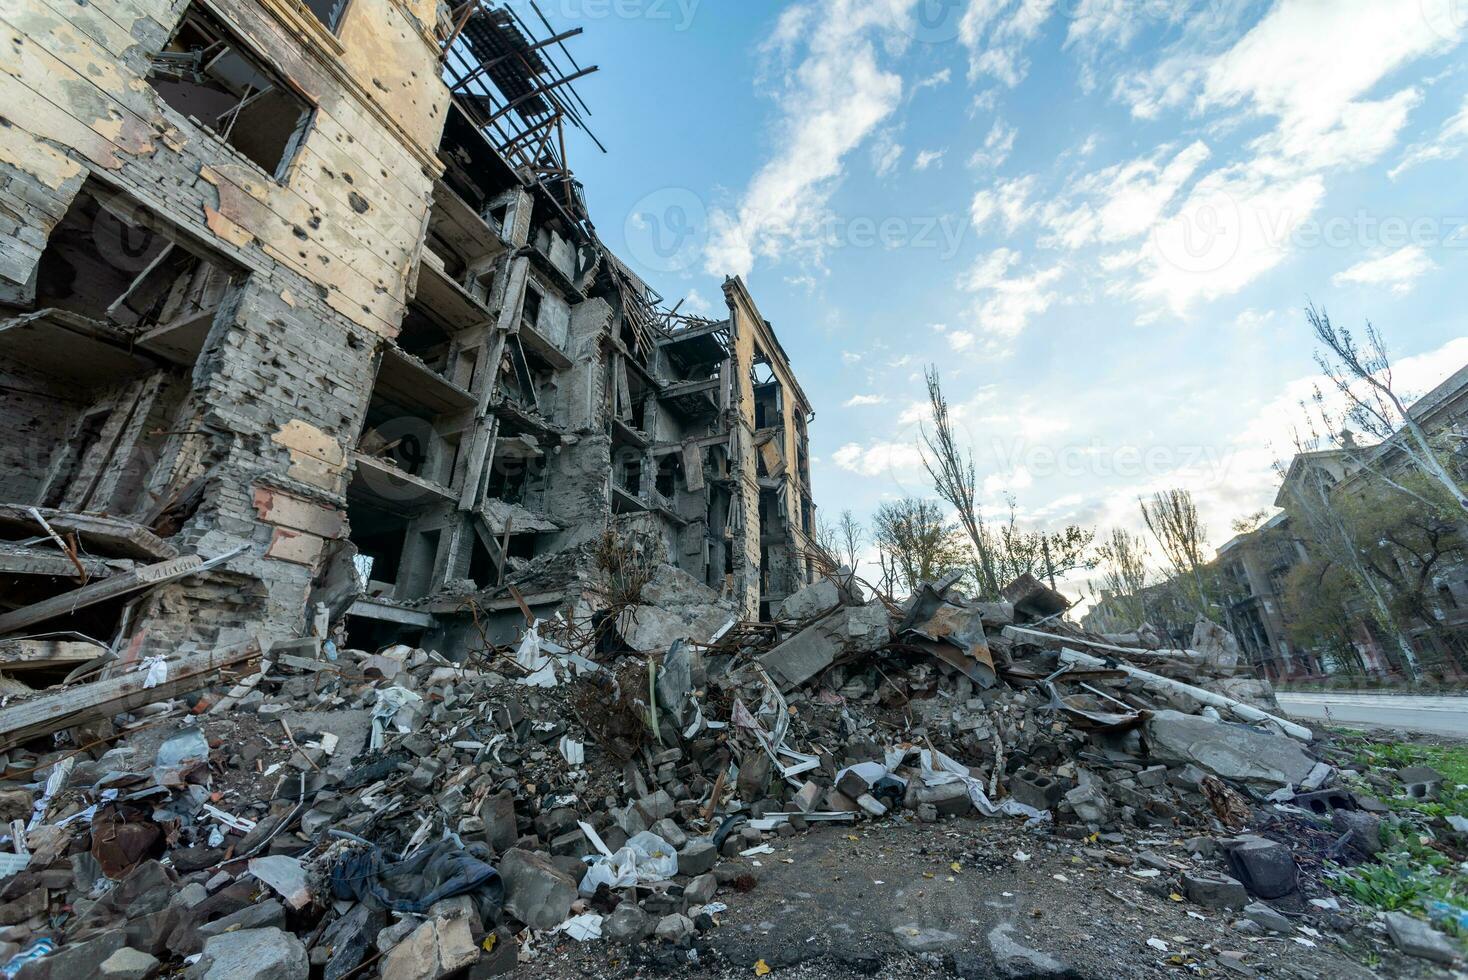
[498,850,577,931]
[194,928,308,980]
[986,922,1070,977]
[380,914,479,980]
[1384,910,1460,964]
[775,576,843,621]
[1144,711,1316,788]
[620,566,735,654]
[759,602,893,691]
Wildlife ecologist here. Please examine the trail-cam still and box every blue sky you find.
[543,0,1468,592]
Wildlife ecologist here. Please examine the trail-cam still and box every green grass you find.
[1348,738,1468,820]
[1326,734,1468,952]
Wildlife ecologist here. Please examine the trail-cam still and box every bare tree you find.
[815,512,840,560]
[1092,528,1151,629]
[919,367,1000,597]
[871,497,966,597]
[1139,488,1210,615]
[1308,304,1468,515]
[836,509,864,570]
[980,495,1094,587]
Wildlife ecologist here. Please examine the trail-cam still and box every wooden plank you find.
[0,556,203,635]
[0,640,104,670]
[0,504,177,561]
[0,641,261,751]
[0,547,124,580]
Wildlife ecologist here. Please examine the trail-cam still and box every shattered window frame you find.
[146,4,317,182]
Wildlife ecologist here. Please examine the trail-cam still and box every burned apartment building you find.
[0,0,817,665]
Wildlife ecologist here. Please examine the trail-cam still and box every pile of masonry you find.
[0,564,1458,978]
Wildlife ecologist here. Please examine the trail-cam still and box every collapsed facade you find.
[0,0,817,660]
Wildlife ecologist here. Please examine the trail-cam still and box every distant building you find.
[1088,364,1468,682]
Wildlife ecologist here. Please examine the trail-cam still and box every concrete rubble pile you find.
[0,562,1455,977]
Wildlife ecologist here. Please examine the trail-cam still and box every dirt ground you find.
[500,813,1437,979]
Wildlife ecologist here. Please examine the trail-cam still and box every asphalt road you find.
[1277,691,1468,737]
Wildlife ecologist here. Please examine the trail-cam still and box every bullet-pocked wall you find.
[0,0,450,649]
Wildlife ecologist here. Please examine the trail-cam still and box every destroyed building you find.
[0,0,818,661]
[1086,362,1468,683]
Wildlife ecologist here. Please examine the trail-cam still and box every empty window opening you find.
[18,193,167,320]
[0,183,237,515]
[468,534,497,587]
[521,285,543,333]
[619,458,642,496]
[471,269,497,306]
[754,383,781,429]
[655,453,682,499]
[303,0,350,32]
[347,501,406,595]
[359,407,435,481]
[148,6,313,178]
[486,436,541,504]
[397,306,454,375]
[452,346,480,391]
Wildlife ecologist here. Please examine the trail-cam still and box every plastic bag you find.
[370,686,424,749]
[153,728,210,787]
[918,748,1044,820]
[578,830,679,894]
[140,655,168,689]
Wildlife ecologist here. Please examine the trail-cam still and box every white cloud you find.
[1036,140,1211,250]
[703,0,914,276]
[1391,92,1468,178]
[970,175,1035,232]
[959,0,1058,87]
[913,148,946,171]
[871,129,904,177]
[841,350,863,364]
[947,329,976,351]
[832,440,925,477]
[1233,308,1278,331]
[959,248,1064,343]
[1133,166,1325,314]
[914,68,952,92]
[983,465,1033,497]
[1332,245,1438,295]
[897,400,930,425]
[1199,1,1452,153]
[680,288,712,315]
[843,393,888,406]
[1092,0,1462,315]
[968,118,1017,170]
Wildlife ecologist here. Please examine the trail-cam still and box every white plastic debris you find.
[140,655,168,689]
[370,686,424,749]
[559,737,585,766]
[578,825,679,894]
[554,913,603,942]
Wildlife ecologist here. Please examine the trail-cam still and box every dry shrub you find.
[569,660,651,761]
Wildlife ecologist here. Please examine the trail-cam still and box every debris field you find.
[0,556,1459,978]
